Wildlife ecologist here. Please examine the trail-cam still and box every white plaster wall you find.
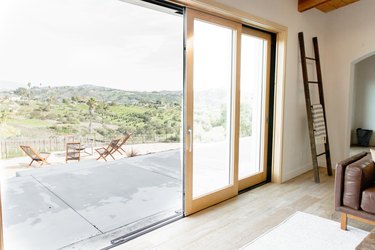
[212,0,329,181]
[353,55,375,131]
[324,0,375,164]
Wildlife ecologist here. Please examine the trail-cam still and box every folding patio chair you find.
[95,139,120,161]
[19,145,50,166]
[113,133,132,155]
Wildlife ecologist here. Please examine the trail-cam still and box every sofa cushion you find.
[343,158,375,210]
[361,187,375,214]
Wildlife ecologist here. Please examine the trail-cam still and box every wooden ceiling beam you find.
[316,0,360,13]
[298,0,331,12]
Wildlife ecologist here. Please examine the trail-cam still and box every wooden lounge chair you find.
[95,139,120,161]
[19,145,50,166]
[113,133,132,155]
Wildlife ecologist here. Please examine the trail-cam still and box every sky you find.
[0,0,183,91]
[193,19,232,92]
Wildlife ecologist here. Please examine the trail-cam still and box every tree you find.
[240,104,252,137]
[46,96,56,109]
[96,102,109,124]
[86,97,97,134]
[0,110,9,125]
[15,87,28,97]
[27,82,32,103]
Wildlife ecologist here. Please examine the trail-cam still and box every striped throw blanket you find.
[311,104,326,144]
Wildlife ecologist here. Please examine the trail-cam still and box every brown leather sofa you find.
[335,152,375,230]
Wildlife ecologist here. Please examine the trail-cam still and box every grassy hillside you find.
[0,84,255,159]
[0,84,252,142]
[0,85,182,140]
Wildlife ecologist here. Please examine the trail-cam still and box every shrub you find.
[126,147,139,157]
[30,111,43,119]
[49,125,78,135]
[164,135,180,142]
[66,117,79,124]
[45,113,58,120]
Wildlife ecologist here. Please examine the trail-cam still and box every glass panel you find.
[192,19,233,198]
[238,34,266,179]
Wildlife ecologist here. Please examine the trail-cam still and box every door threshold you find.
[101,212,183,250]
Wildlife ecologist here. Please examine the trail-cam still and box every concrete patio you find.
[1,137,259,249]
[2,149,182,250]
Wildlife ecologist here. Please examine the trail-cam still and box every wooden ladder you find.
[298,32,333,183]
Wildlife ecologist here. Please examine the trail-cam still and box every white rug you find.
[241,211,369,250]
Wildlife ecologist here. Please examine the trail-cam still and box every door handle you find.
[188,128,193,152]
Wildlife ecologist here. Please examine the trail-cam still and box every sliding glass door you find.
[185,9,273,214]
[185,9,241,215]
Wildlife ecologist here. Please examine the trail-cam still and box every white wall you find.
[324,0,375,164]
[213,0,329,181]
[353,55,375,131]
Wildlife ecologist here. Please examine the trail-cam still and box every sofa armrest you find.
[335,152,369,210]
[343,158,375,210]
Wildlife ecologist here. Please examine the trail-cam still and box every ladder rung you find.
[317,152,326,157]
[308,81,319,84]
[305,57,316,61]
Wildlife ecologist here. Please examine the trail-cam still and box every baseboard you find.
[282,164,311,182]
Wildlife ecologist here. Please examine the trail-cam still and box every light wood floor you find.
[116,168,373,250]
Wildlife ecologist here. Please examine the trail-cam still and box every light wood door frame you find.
[238,28,272,191]
[185,8,242,215]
